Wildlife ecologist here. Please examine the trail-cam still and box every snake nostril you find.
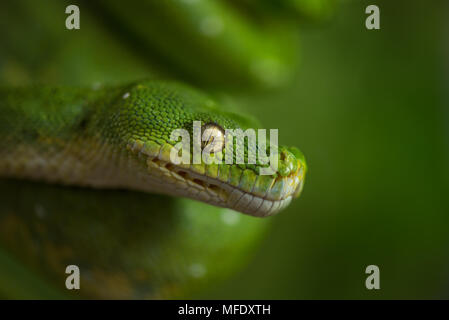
[280,152,286,161]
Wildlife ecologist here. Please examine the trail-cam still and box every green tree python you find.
[0,80,306,298]
[0,0,321,299]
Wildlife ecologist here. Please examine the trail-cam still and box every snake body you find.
[0,0,315,299]
[0,80,306,217]
[0,80,306,298]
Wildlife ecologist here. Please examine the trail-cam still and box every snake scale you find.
[0,0,319,299]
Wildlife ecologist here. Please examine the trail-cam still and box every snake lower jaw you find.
[139,152,305,217]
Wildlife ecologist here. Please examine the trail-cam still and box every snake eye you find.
[202,123,225,153]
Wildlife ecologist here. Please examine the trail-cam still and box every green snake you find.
[0,80,306,216]
[0,0,320,299]
[0,80,306,299]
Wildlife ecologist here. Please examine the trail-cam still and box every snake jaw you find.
[127,140,306,217]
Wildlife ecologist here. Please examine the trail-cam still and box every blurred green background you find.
[203,0,449,299]
[1,0,448,299]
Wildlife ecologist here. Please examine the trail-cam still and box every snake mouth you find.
[138,148,305,217]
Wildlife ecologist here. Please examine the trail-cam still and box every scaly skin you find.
[0,0,324,300]
[0,80,306,216]
[0,80,306,298]
[0,178,268,299]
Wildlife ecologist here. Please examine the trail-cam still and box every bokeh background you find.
[1,0,448,299]
[202,1,449,299]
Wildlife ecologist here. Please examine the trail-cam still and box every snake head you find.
[106,80,307,217]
